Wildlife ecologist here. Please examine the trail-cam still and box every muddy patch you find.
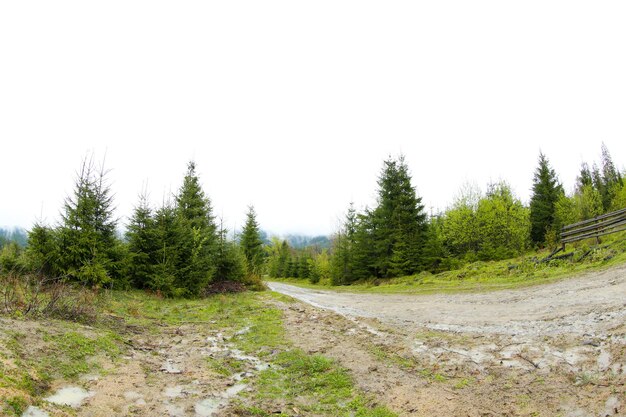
[274,298,626,417]
[45,386,94,408]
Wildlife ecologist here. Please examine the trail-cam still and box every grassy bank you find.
[270,237,626,294]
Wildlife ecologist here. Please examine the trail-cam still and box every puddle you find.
[165,403,185,417]
[224,383,247,397]
[160,359,183,374]
[195,398,222,416]
[234,326,251,336]
[22,406,49,417]
[230,349,270,371]
[45,386,94,408]
[597,350,611,371]
[165,386,186,398]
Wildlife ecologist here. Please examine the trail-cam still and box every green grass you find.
[0,289,397,416]
[270,236,626,295]
[239,349,396,417]
[104,290,397,416]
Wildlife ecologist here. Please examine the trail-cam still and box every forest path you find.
[267,263,626,338]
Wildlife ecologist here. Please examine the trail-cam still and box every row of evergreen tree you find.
[9,159,265,297]
[266,145,625,284]
[3,146,624,290]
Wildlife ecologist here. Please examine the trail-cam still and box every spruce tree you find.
[330,202,357,285]
[370,155,427,277]
[57,157,119,286]
[239,205,264,276]
[276,240,290,278]
[25,223,59,276]
[529,152,562,245]
[576,162,593,192]
[174,161,218,296]
[214,220,246,283]
[152,201,180,295]
[126,193,158,289]
[599,143,623,211]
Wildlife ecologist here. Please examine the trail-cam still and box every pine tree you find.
[152,201,180,295]
[174,161,218,296]
[529,152,563,245]
[239,206,264,276]
[298,253,311,279]
[421,215,446,272]
[369,155,427,277]
[126,193,158,289]
[330,202,357,285]
[56,157,119,286]
[25,223,59,276]
[214,220,246,283]
[277,240,290,278]
[576,162,593,192]
[599,143,623,211]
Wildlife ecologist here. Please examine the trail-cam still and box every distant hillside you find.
[283,234,331,249]
[0,227,28,247]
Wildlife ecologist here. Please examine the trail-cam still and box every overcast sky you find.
[1,1,626,236]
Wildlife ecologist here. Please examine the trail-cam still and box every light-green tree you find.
[475,182,530,260]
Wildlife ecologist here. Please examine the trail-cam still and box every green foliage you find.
[599,143,623,211]
[0,242,24,273]
[474,182,530,260]
[309,249,331,284]
[214,227,247,283]
[441,182,529,262]
[529,152,563,245]
[421,215,447,272]
[25,224,59,276]
[253,349,397,417]
[368,155,427,277]
[330,203,357,285]
[441,184,481,257]
[55,157,120,286]
[554,185,603,229]
[173,161,218,296]
[0,228,27,248]
[610,182,626,211]
[151,201,181,295]
[125,193,159,289]
[240,205,265,276]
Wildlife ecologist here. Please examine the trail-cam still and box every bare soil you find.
[268,264,626,416]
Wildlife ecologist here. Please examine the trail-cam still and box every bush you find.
[0,273,99,323]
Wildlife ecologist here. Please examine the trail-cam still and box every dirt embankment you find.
[269,265,626,416]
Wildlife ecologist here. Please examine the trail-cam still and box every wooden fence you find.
[560,207,626,248]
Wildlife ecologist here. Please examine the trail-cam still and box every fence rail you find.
[560,207,626,247]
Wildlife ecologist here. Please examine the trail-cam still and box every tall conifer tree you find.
[240,206,264,276]
[126,193,158,289]
[57,157,119,285]
[529,152,563,245]
[174,161,218,296]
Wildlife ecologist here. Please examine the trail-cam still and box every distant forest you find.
[0,144,624,295]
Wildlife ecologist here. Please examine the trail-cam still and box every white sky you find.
[1,1,626,236]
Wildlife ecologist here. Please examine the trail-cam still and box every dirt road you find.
[267,266,625,416]
[268,263,626,338]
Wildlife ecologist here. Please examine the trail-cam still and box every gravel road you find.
[268,264,626,337]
